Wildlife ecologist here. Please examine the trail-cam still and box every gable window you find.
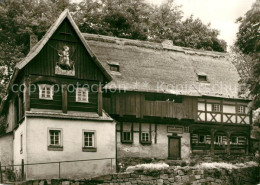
[237,105,245,114]
[83,131,96,152]
[76,88,89,103]
[48,128,63,151]
[212,104,221,112]
[38,84,53,100]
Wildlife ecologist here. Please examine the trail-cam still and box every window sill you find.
[140,141,152,145]
[48,145,63,151]
[121,140,133,144]
[82,147,97,152]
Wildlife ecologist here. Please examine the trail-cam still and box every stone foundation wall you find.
[12,166,259,185]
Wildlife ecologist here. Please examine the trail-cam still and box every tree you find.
[0,0,76,101]
[74,0,151,40]
[174,15,227,52]
[234,0,260,109]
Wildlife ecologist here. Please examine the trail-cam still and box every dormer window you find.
[197,72,207,82]
[76,87,89,103]
[38,84,53,100]
[107,61,120,72]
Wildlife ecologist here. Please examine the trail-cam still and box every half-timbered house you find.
[0,10,252,179]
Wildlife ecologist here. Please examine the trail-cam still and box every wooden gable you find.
[25,18,107,82]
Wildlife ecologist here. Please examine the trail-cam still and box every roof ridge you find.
[83,33,228,58]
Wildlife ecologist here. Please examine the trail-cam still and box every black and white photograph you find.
[0,0,259,184]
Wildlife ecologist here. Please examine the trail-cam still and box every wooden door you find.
[168,137,181,159]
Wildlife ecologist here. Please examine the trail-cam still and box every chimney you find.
[30,34,38,49]
[162,39,174,49]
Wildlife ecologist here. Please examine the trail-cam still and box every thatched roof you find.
[83,33,244,99]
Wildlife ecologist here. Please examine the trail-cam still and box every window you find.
[212,104,221,112]
[198,135,206,143]
[215,136,223,144]
[82,131,96,152]
[50,130,61,146]
[48,128,63,151]
[122,131,132,142]
[231,136,238,144]
[38,84,53,100]
[141,132,150,142]
[237,106,245,114]
[76,88,89,103]
[84,132,95,147]
[20,133,23,154]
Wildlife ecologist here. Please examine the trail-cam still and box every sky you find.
[148,0,255,48]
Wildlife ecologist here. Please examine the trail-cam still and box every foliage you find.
[0,0,76,101]
[234,0,260,109]
[174,15,227,52]
[74,0,226,51]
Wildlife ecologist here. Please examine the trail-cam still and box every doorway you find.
[168,137,181,159]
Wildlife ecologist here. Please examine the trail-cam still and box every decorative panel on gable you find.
[25,18,106,82]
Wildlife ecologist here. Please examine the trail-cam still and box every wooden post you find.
[98,84,103,116]
[210,129,215,157]
[18,94,23,122]
[62,85,67,113]
[227,132,231,155]
[21,159,24,181]
[0,162,3,183]
[24,78,31,111]
[58,162,61,179]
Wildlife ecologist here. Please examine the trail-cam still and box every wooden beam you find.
[227,131,231,155]
[24,78,30,111]
[62,85,67,113]
[210,129,215,157]
[98,84,103,116]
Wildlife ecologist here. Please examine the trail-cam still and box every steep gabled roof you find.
[83,33,247,100]
[9,9,111,89]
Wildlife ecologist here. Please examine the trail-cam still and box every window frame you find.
[231,136,238,145]
[212,104,221,112]
[215,135,223,144]
[38,84,54,100]
[47,128,63,151]
[76,87,89,103]
[198,135,206,144]
[122,131,132,143]
[141,131,151,143]
[121,122,133,144]
[237,105,246,114]
[82,130,97,152]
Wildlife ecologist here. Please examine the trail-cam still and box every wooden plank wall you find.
[25,19,106,82]
[103,93,197,120]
